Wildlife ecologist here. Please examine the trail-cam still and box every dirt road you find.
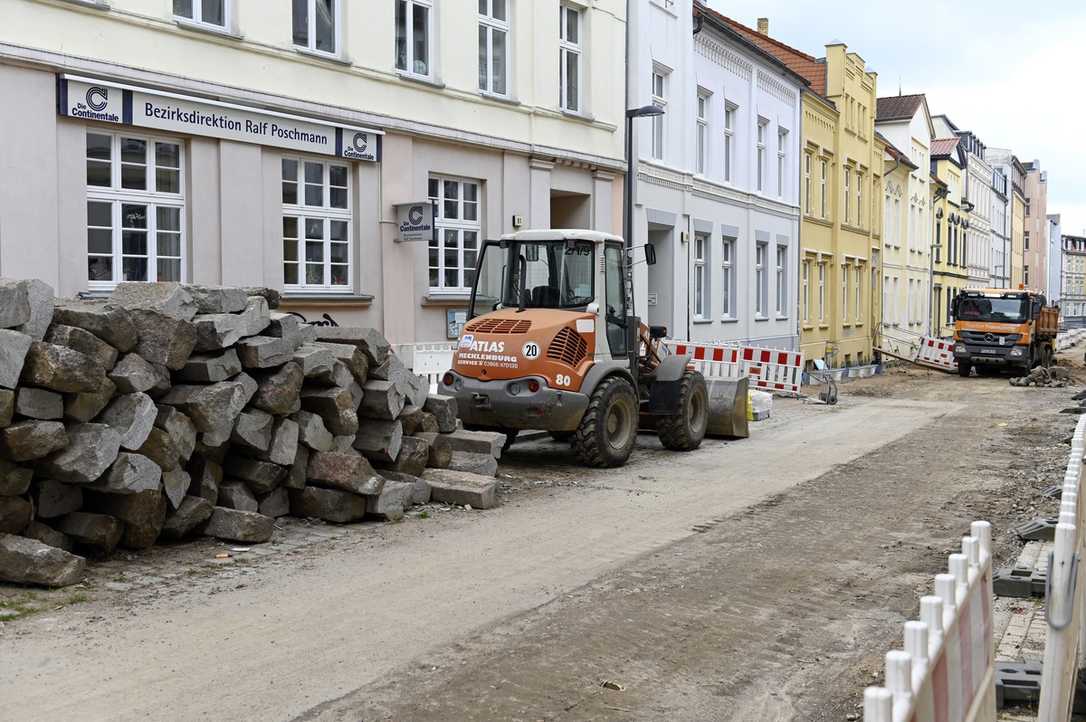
[0,364,1077,721]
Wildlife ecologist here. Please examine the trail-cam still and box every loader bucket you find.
[705,377,750,439]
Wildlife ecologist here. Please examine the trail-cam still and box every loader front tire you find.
[573,376,638,468]
[657,370,709,451]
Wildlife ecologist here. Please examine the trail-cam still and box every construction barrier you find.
[662,340,804,396]
[391,342,456,393]
[864,520,996,722]
[1056,328,1086,352]
[1036,415,1086,720]
[915,337,958,372]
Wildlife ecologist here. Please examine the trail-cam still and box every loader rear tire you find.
[657,370,709,452]
[573,376,638,468]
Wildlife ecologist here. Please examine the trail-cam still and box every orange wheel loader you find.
[440,230,708,468]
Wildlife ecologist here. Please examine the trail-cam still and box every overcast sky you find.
[707,0,1086,236]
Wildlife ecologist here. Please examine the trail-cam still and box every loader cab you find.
[468,230,634,359]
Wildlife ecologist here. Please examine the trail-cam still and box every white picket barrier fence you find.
[1056,328,1086,352]
[392,342,456,393]
[1036,415,1086,720]
[864,520,996,722]
[915,336,958,372]
[662,340,804,396]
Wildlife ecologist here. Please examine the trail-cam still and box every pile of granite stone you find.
[0,280,503,588]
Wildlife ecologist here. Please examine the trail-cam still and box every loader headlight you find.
[1008,347,1025,357]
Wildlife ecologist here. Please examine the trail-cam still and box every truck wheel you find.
[573,376,638,468]
[958,362,972,378]
[657,371,709,451]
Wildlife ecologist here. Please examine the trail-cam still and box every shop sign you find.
[395,201,437,243]
[58,75,381,161]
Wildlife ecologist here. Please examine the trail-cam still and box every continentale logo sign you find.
[68,84,120,122]
[395,201,436,243]
[86,86,109,112]
[342,132,371,160]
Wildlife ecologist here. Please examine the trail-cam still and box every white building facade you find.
[990,168,1010,288]
[1048,213,1063,302]
[0,0,627,345]
[627,1,803,348]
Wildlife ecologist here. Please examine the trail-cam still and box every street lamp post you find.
[623,105,665,313]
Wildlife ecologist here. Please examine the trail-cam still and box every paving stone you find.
[404,373,429,410]
[313,342,369,384]
[20,341,109,393]
[444,429,505,459]
[260,418,299,467]
[366,480,414,521]
[108,353,159,393]
[308,450,384,496]
[0,533,85,587]
[162,468,190,510]
[192,313,246,352]
[0,390,12,429]
[300,386,359,436]
[0,496,32,534]
[218,481,259,512]
[177,348,242,384]
[240,296,272,336]
[378,436,430,477]
[22,520,72,552]
[222,457,285,496]
[12,279,54,340]
[0,279,31,328]
[14,387,63,420]
[111,282,198,321]
[160,380,251,433]
[293,345,336,379]
[447,450,498,477]
[0,329,33,389]
[40,423,122,483]
[358,380,405,420]
[130,309,198,370]
[292,410,334,452]
[34,480,83,519]
[231,409,274,453]
[58,512,124,554]
[0,459,33,496]
[424,395,459,433]
[160,495,214,541]
[45,324,119,372]
[312,359,354,389]
[258,487,290,518]
[186,456,221,505]
[85,488,166,550]
[137,427,180,472]
[90,452,162,495]
[0,420,68,462]
[413,431,451,469]
[285,444,308,490]
[52,299,138,352]
[266,312,302,344]
[99,392,157,451]
[64,379,116,423]
[354,418,403,464]
[288,486,367,524]
[313,327,390,366]
[237,336,296,369]
[382,471,431,505]
[186,285,249,314]
[252,362,304,415]
[425,469,499,509]
[154,406,196,463]
[400,408,439,436]
[203,507,274,544]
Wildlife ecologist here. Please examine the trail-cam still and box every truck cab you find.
[951,289,1059,375]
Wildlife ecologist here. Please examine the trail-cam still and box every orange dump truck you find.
[951,289,1059,376]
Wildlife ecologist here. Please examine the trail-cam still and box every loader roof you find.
[499,229,623,244]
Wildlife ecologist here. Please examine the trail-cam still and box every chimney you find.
[757,17,769,35]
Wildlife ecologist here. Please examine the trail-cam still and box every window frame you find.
[723,102,737,183]
[85,130,186,291]
[396,0,434,78]
[775,243,787,317]
[281,156,353,292]
[293,0,342,58]
[559,4,583,113]
[820,159,828,219]
[777,127,788,198]
[856,171,863,227]
[841,263,849,321]
[802,260,810,322]
[721,236,735,319]
[804,153,812,215]
[173,0,230,30]
[855,264,862,322]
[843,167,851,224]
[429,175,482,294]
[650,67,668,161]
[695,89,710,175]
[478,0,510,96]
[755,241,768,317]
[693,232,707,319]
[817,261,826,322]
[756,118,768,192]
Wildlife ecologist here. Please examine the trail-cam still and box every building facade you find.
[0,0,626,345]
[719,16,884,368]
[934,116,991,291]
[626,4,804,349]
[1023,161,1049,293]
[930,137,967,336]
[990,168,1010,288]
[876,94,933,335]
[1063,234,1086,319]
[985,147,1022,288]
[1048,214,1063,304]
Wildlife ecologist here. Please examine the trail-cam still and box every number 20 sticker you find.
[522,342,541,359]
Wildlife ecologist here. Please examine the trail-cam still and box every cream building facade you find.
[0,0,627,344]
[1023,161,1049,293]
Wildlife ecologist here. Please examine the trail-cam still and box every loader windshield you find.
[503,240,596,310]
[956,295,1029,323]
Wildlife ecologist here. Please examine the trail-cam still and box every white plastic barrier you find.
[392,342,456,393]
[1056,328,1086,352]
[662,340,804,396]
[915,337,958,372]
[864,520,996,722]
[1036,415,1086,720]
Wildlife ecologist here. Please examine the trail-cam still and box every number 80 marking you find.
[555,374,572,387]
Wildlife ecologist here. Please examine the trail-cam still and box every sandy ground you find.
[1,355,1081,721]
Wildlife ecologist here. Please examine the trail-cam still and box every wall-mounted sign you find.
[447,309,468,339]
[395,201,437,243]
[58,75,381,161]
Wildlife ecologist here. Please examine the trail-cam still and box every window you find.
[724,103,737,182]
[841,264,849,321]
[282,158,351,290]
[804,154,812,214]
[818,262,826,321]
[696,91,709,174]
[693,233,707,318]
[396,0,431,76]
[429,177,481,292]
[777,128,788,197]
[883,275,890,325]
[856,172,863,227]
[755,242,767,316]
[478,0,509,95]
[935,223,941,262]
[293,0,339,56]
[1025,230,1030,250]
[559,4,582,113]
[1024,265,1030,285]
[775,244,787,316]
[855,265,862,321]
[802,261,810,322]
[651,69,667,160]
[721,237,734,317]
[86,132,184,288]
[173,0,227,28]
[756,119,768,192]
[843,168,851,224]
[820,160,828,219]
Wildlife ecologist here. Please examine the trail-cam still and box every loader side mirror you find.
[644,243,657,266]
[649,325,668,339]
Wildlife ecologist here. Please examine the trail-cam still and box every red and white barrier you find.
[663,340,804,396]
[864,520,996,722]
[1036,415,1086,720]
[915,337,957,372]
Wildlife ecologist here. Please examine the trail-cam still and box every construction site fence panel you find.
[1036,415,1086,721]
[864,520,996,722]
[915,337,958,372]
[391,342,457,393]
[1056,329,1086,353]
[662,340,804,396]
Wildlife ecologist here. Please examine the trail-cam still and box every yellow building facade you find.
[931,138,967,336]
[1011,191,1026,288]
